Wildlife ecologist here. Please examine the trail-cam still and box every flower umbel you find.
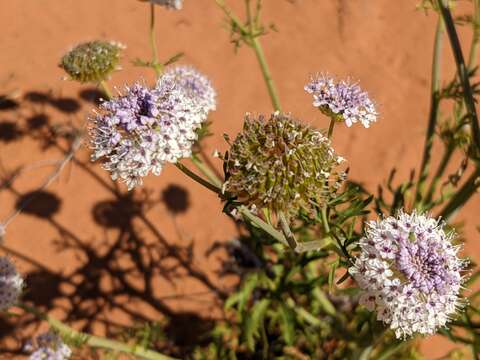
[162,66,217,118]
[305,74,377,128]
[349,211,467,338]
[26,331,72,360]
[222,113,345,218]
[60,41,125,83]
[147,0,183,10]
[0,256,23,311]
[89,67,215,190]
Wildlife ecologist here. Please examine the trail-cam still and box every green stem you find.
[249,33,282,112]
[424,143,455,205]
[18,303,177,360]
[438,0,480,151]
[438,166,480,221]
[150,3,162,78]
[99,80,113,100]
[415,17,444,207]
[216,0,281,112]
[174,162,222,195]
[327,118,335,139]
[321,206,330,234]
[191,154,223,188]
[468,0,480,70]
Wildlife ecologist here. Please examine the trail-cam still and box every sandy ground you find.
[0,0,479,358]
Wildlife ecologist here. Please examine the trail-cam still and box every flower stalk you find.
[18,302,177,360]
[215,0,282,112]
[438,0,480,152]
[149,3,162,77]
[415,17,444,207]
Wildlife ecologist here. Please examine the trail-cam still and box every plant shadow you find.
[0,89,237,358]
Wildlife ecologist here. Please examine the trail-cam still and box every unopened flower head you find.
[349,211,467,339]
[90,71,215,190]
[161,66,216,118]
[148,0,183,10]
[305,74,377,128]
[222,113,345,218]
[60,41,125,83]
[27,331,72,360]
[0,256,23,311]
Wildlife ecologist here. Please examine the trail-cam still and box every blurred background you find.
[0,0,478,358]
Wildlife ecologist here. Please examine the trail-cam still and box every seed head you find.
[60,41,125,83]
[222,113,345,218]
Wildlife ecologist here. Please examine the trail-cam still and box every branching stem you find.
[17,303,177,360]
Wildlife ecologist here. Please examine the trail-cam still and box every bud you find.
[222,113,345,218]
[60,41,125,83]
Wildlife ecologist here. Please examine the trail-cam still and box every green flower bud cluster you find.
[60,40,125,83]
[223,112,345,218]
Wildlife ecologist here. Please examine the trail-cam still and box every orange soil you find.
[0,0,479,358]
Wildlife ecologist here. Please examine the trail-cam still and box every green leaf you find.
[225,272,258,313]
[313,288,336,316]
[278,303,295,345]
[244,299,271,351]
[375,341,406,360]
[328,258,339,292]
[163,52,185,66]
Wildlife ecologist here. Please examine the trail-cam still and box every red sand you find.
[0,1,479,358]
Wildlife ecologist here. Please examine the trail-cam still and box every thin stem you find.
[99,80,113,100]
[174,162,222,195]
[250,36,281,112]
[246,0,281,111]
[149,3,162,78]
[191,154,223,188]
[424,143,455,205]
[438,0,480,151]
[18,303,177,360]
[1,135,83,230]
[438,167,480,221]
[327,118,336,139]
[468,0,480,70]
[216,0,281,112]
[415,17,444,207]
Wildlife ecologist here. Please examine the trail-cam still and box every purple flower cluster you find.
[349,211,466,338]
[0,256,23,311]
[305,74,377,128]
[26,331,72,360]
[89,66,216,190]
[162,66,216,118]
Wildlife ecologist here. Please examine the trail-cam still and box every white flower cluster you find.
[0,256,23,311]
[90,66,216,190]
[349,211,466,338]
